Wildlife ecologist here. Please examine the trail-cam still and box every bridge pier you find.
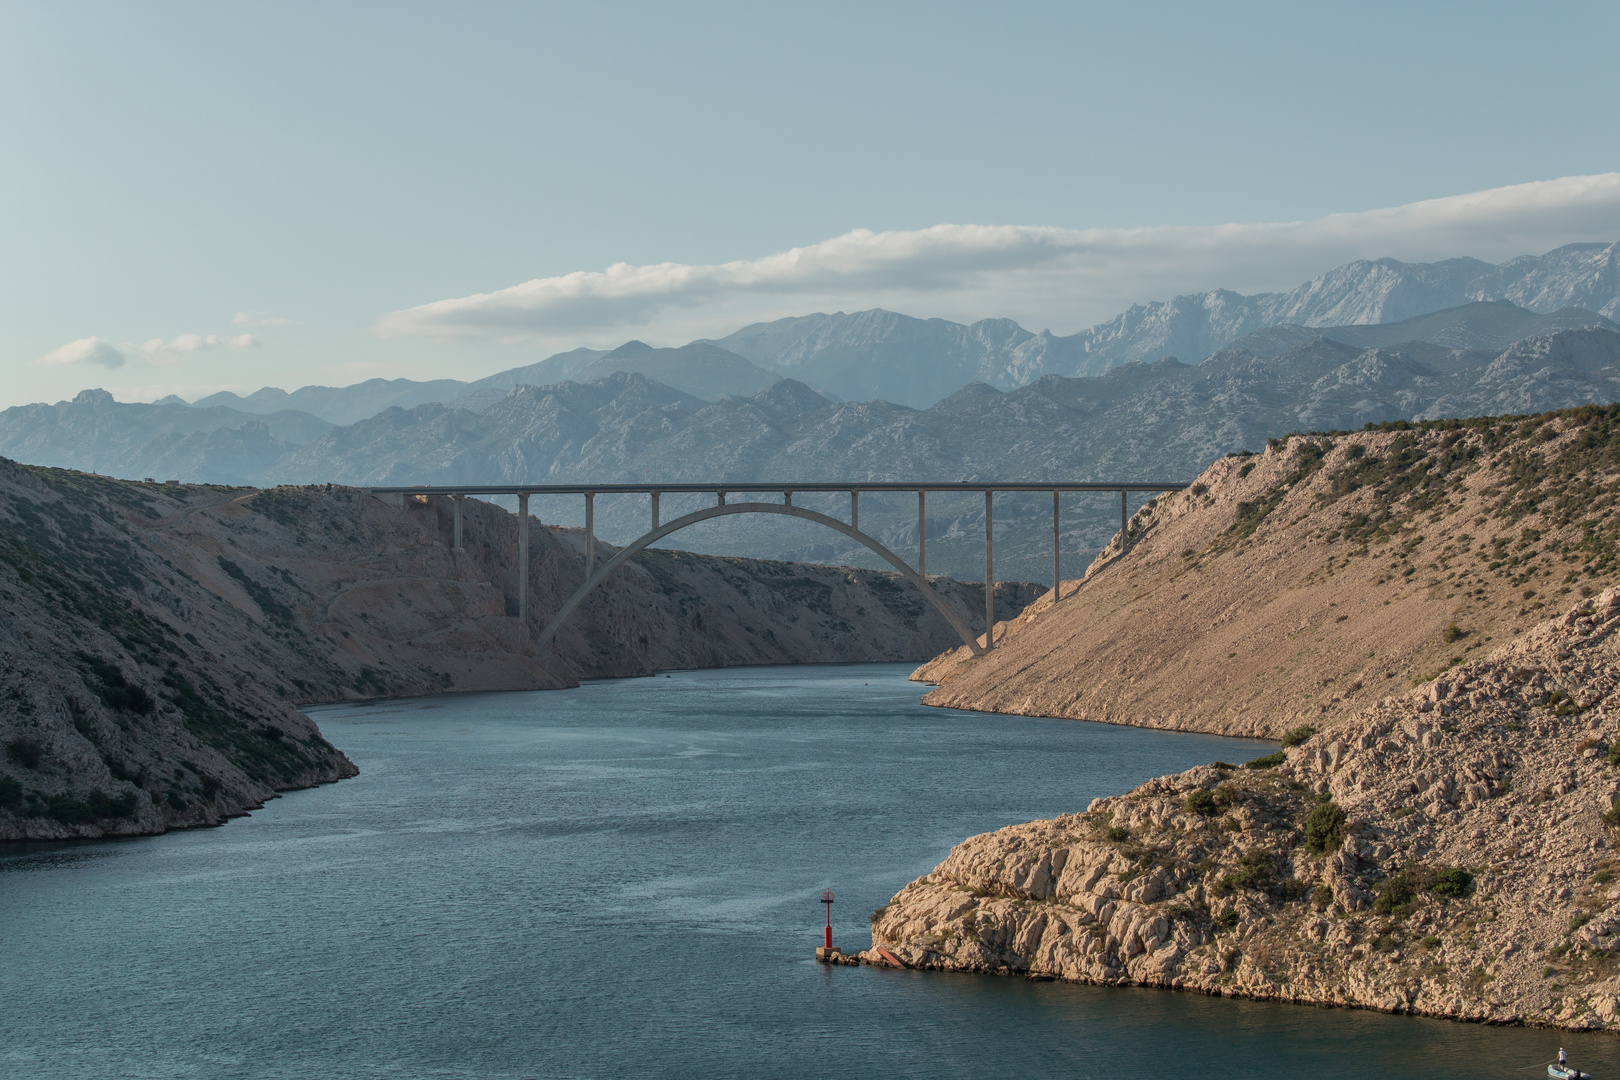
[651,491,660,530]
[1052,491,1060,600]
[918,491,926,577]
[453,494,464,551]
[984,491,994,651]
[518,493,530,624]
[850,491,859,531]
[585,492,595,580]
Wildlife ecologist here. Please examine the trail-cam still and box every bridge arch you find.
[534,501,987,656]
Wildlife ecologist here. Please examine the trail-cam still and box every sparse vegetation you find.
[1303,801,1348,854]
[1280,725,1316,748]
[5,737,44,770]
[1185,789,1219,816]
[1246,750,1286,769]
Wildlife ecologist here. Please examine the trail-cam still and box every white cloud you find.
[233,311,295,327]
[378,173,1620,340]
[34,332,260,371]
[135,333,260,363]
[37,337,127,369]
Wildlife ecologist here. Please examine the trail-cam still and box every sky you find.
[4,0,1620,408]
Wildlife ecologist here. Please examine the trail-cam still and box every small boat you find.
[1549,1065,1592,1080]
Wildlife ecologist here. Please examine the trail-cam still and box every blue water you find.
[3,664,1614,1079]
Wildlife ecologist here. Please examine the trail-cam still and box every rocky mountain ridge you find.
[8,314,1619,584]
[155,242,1620,418]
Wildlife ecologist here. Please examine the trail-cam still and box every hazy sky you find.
[5,0,1620,408]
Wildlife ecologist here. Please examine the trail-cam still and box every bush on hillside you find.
[1303,801,1348,854]
[1280,725,1316,748]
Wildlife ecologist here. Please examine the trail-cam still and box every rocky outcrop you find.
[917,407,1620,737]
[873,588,1620,1030]
[0,458,1036,840]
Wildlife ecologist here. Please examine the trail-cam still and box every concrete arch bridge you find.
[369,482,1187,658]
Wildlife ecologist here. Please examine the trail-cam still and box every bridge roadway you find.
[369,481,1189,657]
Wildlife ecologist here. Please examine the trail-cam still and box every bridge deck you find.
[368,481,1186,495]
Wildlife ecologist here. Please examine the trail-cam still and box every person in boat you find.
[1559,1048,1568,1068]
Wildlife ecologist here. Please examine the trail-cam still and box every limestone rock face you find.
[0,459,1034,840]
[877,588,1620,1030]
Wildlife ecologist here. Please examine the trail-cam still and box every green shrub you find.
[42,789,137,824]
[1608,743,1620,766]
[1104,826,1128,842]
[0,775,22,810]
[1443,624,1465,643]
[1216,908,1240,928]
[1570,912,1592,932]
[5,737,43,770]
[77,654,156,716]
[1311,885,1334,910]
[1185,789,1219,816]
[1212,761,1235,771]
[1431,867,1473,899]
[1592,869,1615,885]
[1280,725,1317,748]
[1303,801,1348,853]
[1246,750,1287,769]
[1373,870,1418,915]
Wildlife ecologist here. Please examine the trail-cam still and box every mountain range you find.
[9,300,1620,582]
[167,241,1620,415]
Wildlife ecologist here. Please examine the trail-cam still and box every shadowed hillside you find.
[0,459,1036,840]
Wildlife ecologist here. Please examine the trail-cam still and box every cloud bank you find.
[38,337,128,369]
[37,332,259,370]
[379,173,1620,341]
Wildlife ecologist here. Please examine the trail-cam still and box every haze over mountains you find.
[8,242,1620,581]
[9,300,1620,582]
[170,241,1620,416]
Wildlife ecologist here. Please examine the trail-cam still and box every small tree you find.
[1303,801,1348,854]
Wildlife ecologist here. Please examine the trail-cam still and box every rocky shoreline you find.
[873,586,1620,1032]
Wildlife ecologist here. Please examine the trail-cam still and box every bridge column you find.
[984,490,994,651]
[585,492,595,580]
[1052,491,1060,599]
[918,491,926,577]
[850,491,858,531]
[784,490,792,506]
[718,490,726,506]
[453,494,464,551]
[517,493,530,625]
[651,491,660,530]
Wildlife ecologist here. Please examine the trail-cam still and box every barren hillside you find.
[0,459,1034,840]
[919,405,1620,737]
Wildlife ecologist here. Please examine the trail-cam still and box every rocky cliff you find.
[872,585,1620,1032]
[0,457,1036,840]
[917,405,1620,737]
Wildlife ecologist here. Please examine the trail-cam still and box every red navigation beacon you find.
[820,888,835,949]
